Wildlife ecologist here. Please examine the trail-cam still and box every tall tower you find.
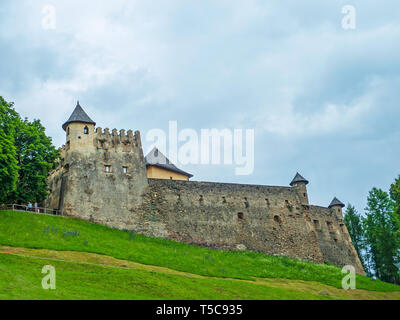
[290,172,309,205]
[47,101,148,228]
[62,101,96,155]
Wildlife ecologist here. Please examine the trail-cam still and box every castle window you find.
[238,212,244,220]
[67,127,70,136]
[222,196,227,203]
[84,126,89,134]
[326,221,333,231]
[123,166,128,174]
[274,215,282,224]
[105,165,111,173]
[313,219,321,229]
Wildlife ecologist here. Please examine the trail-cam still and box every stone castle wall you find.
[46,127,148,227]
[46,126,365,274]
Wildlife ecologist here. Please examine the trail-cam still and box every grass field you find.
[0,210,399,300]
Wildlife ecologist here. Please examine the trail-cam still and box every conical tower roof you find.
[328,197,345,208]
[145,147,193,178]
[290,172,309,186]
[62,101,96,131]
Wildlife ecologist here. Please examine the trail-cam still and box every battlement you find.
[93,127,142,152]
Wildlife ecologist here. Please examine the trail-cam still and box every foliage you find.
[0,97,19,203]
[363,188,400,284]
[390,175,400,218]
[344,204,367,271]
[0,96,59,204]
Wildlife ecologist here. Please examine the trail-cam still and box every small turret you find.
[62,101,96,153]
[329,197,345,217]
[290,172,309,205]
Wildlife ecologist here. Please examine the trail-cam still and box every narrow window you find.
[313,219,320,229]
[123,166,128,174]
[67,127,70,136]
[84,126,89,134]
[105,165,111,173]
[238,212,244,220]
[326,221,333,231]
[222,196,227,203]
[274,215,282,224]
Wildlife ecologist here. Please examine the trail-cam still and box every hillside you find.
[0,210,399,300]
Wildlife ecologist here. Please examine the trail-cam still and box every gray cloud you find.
[1,0,399,212]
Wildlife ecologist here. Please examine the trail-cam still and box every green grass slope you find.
[0,253,332,300]
[0,210,399,299]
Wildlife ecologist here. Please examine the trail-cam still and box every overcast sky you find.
[1,1,399,212]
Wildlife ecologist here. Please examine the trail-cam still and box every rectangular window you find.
[123,166,128,174]
[105,165,111,173]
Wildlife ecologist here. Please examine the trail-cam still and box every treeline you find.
[345,176,400,285]
[0,96,59,205]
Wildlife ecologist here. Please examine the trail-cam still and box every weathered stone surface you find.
[46,121,365,275]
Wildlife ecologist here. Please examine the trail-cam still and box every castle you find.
[45,102,365,274]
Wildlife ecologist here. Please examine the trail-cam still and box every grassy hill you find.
[0,210,399,300]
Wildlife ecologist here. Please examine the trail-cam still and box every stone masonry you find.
[46,102,365,274]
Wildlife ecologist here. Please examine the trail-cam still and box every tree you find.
[344,204,367,271]
[363,188,400,284]
[8,118,59,204]
[0,97,19,203]
[389,175,400,218]
[0,96,59,205]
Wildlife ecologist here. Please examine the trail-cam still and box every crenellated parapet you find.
[94,127,142,152]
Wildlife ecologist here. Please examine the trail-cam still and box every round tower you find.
[328,197,345,217]
[62,101,96,153]
[290,172,309,205]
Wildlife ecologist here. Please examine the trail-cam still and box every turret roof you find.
[290,172,309,186]
[62,101,96,130]
[328,197,345,208]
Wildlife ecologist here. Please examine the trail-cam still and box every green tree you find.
[344,204,367,271]
[389,175,400,218]
[363,188,400,284]
[0,97,19,203]
[8,118,59,204]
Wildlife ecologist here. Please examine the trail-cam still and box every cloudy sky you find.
[1,1,399,211]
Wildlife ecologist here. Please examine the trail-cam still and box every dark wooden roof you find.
[62,101,96,130]
[145,147,193,178]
